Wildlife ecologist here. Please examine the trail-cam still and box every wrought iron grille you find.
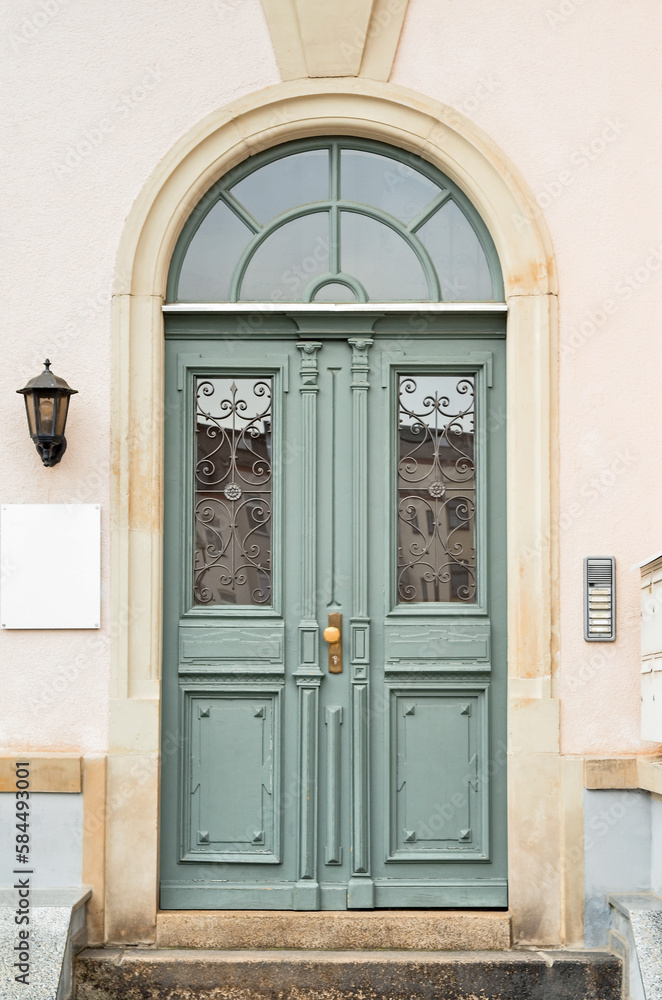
[397,374,476,603]
[194,376,272,605]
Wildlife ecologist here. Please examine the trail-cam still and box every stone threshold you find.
[75,948,622,1000]
[156,909,511,951]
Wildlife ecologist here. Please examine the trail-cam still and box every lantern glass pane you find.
[55,395,70,436]
[24,394,37,436]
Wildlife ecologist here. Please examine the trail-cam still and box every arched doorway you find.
[160,137,507,910]
[106,81,558,945]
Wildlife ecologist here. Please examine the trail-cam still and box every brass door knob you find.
[324,626,340,643]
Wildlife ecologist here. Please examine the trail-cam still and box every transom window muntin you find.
[169,139,503,304]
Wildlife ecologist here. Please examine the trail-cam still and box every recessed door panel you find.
[388,688,487,861]
[183,690,280,863]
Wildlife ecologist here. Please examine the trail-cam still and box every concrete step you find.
[0,886,91,1000]
[75,947,622,1000]
[156,909,511,951]
[608,893,662,1000]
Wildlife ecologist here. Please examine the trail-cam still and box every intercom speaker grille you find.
[587,561,613,587]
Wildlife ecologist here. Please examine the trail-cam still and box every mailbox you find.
[637,551,662,742]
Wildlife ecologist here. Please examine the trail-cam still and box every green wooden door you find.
[161,314,506,909]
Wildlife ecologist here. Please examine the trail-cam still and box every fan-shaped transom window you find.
[168,139,504,304]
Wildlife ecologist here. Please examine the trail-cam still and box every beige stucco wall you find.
[0,0,659,760]
[0,0,279,753]
[392,0,662,754]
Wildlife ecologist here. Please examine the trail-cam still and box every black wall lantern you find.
[17,359,78,467]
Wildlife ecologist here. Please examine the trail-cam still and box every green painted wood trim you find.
[160,884,297,908]
[178,684,283,864]
[302,273,368,303]
[297,685,319,880]
[295,342,323,653]
[324,706,343,865]
[348,338,373,899]
[220,191,261,234]
[330,142,341,274]
[349,338,373,622]
[351,683,371,880]
[226,200,441,302]
[162,324,507,912]
[384,681,491,863]
[408,189,454,232]
[347,874,375,908]
[294,341,323,909]
[295,683,321,907]
[336,202,441,304]
[373,880,508,908]
[228,204,329,302]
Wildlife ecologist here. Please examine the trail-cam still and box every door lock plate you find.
[324,612,342,673]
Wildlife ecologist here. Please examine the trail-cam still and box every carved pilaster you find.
[294,342,322,908]
[347,337,374,907]
[296,342,323,655]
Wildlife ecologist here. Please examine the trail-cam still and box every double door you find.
[161,320,507,909]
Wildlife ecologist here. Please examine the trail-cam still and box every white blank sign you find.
[1,504,100,629]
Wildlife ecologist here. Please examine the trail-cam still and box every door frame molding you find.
[107,78,562,946]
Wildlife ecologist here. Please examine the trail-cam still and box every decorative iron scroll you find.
[194,377,272,605]
[397,374,476,603]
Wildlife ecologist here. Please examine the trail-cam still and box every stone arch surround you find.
[107,78,564,947]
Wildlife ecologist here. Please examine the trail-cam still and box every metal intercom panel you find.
[584,556,615,641]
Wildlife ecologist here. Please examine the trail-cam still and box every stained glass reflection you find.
[194,377,272,606]
[397,374,476,602]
